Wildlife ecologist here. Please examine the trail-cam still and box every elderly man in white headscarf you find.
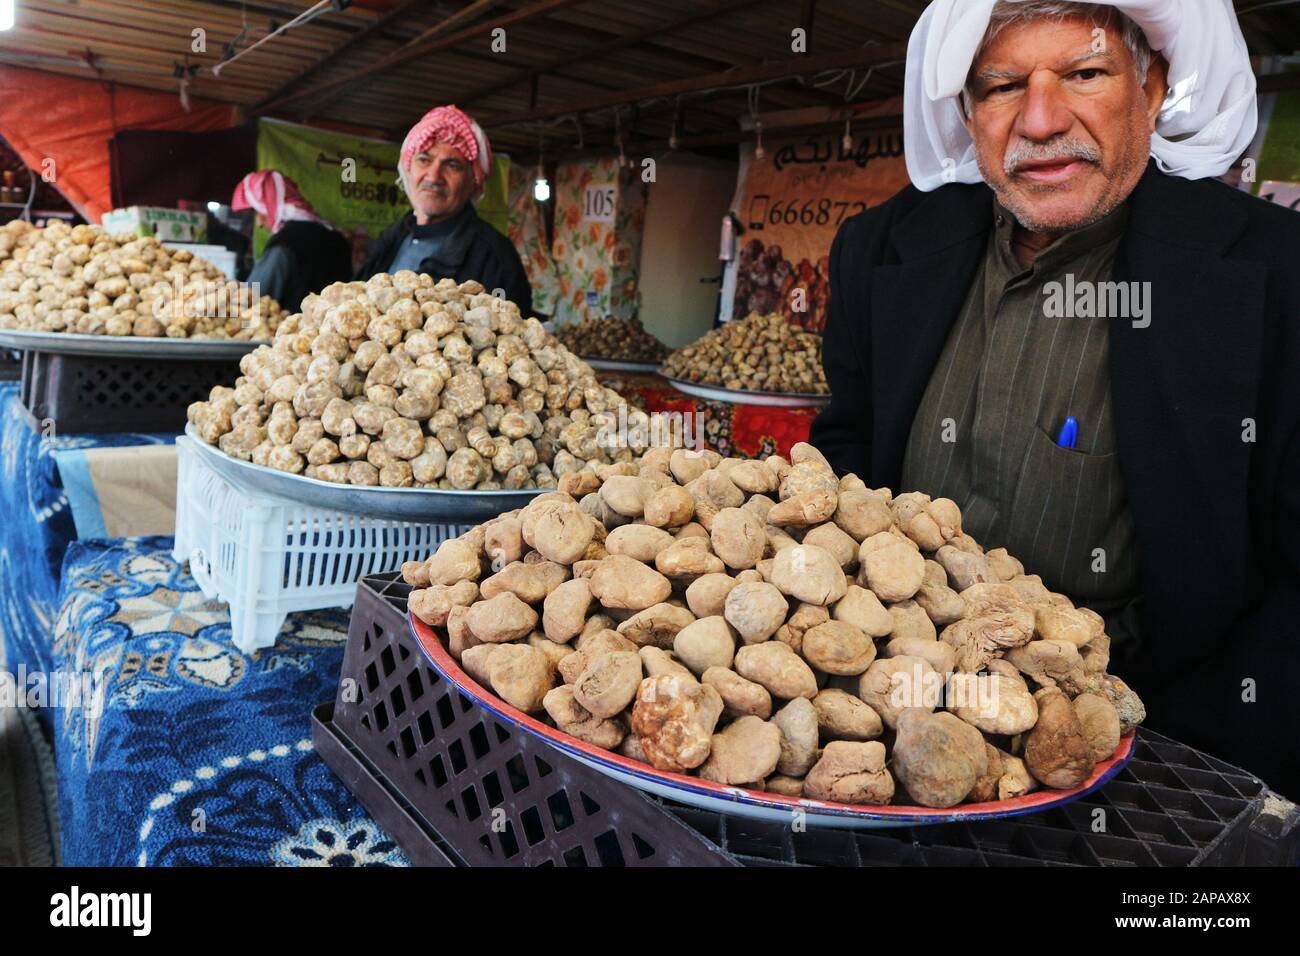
[810,0,1300,797]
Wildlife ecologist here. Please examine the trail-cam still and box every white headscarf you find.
[904,0,1258,191]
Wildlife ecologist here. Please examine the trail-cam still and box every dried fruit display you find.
[661,311,828,395]
[0,220,285,339]
[732,239,830,333]
[404,441,1143,808]
[188,272,666,489]
[555,315,670,364]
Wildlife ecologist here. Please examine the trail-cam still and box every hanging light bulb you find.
[534,134,550,203]
[0,0,14,31]
[754,121,765,161]
[842,116,853,153]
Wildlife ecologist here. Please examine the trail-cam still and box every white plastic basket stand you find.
[174,436,467,654]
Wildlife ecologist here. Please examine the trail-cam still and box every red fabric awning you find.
[0,65,238,222]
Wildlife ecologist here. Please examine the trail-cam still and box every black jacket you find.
[811,163,1300,798]
[249,220,352,312]
[355,205,533,315]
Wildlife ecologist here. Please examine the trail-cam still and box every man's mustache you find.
[1004,138,1101,175]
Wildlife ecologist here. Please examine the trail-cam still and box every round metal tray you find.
[0,328,265,359]
[659,373,831,407]
[409,612,1137,830]
[583,357,665,373]
[183,425,542,522]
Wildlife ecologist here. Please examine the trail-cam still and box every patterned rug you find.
[0,380,174,681]
[0,622,61,866]
[53,536,408,866]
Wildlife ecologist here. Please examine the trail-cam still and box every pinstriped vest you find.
[901,200,1143,653]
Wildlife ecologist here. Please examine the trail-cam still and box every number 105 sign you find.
[582,183,617,223]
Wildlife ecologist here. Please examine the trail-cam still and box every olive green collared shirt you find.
[901,199,1143,652]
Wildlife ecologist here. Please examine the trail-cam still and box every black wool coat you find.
[355,205,533,316]
[811,162,1300,798]
[250,220,353,312]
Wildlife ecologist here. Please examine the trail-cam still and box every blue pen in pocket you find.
[1056,415,1079,449]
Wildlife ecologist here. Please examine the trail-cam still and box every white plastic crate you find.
[174,436,466,653]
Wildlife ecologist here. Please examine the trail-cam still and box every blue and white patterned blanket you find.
[52,536,407,867]
[0,383,174,677]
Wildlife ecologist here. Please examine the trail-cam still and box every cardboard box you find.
[101,206,207,242]
[162,242,237,279]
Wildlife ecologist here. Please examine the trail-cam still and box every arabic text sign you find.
[255,118,405,264]
[257,118,407,231]
[731,130,909,332]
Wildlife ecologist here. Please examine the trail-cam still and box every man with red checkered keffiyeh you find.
[356,105,532,313]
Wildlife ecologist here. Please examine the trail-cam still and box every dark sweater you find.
[248,220,353,312]
[355,205,533,315]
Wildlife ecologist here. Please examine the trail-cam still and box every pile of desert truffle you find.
[660,311,828,395]
[188,273,664,490]
[0,220,285,339]
[555,315,670,364]
[403,442,1144,808]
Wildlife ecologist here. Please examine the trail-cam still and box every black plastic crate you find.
[18,348,241,433]
[315,573,1300,867]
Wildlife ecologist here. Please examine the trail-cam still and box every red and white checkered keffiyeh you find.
[231,170,325,233]
[400,104,493,197]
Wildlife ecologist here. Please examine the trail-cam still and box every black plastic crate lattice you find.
[314,573,1300,867]
[19,348,241,433]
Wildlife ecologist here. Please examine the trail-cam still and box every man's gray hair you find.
[962,0,1153,111]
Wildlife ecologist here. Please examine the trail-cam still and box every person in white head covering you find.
[905,0,1258,192]
[810,0,1300,797]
